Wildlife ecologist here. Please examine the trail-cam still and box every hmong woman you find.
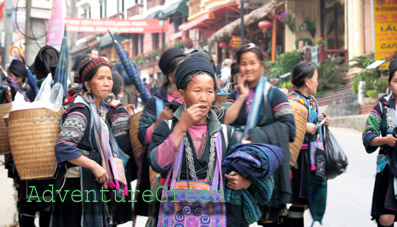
[137,48,186,216]
[148,56,262,226]
[288,62,330,227]
[52,57,131,226]
[222,43,296,226]
[363,59,397,227]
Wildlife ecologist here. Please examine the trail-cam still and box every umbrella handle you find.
[10,46,26,65]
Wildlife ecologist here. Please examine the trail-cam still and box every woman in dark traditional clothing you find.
[222,43,296,226]
[288,62,330,227]
[148,56,278,226]
[52,57,131,226]
[363,59,397,227]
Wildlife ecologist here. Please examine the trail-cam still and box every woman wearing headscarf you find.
[52,57,130,226]
[222,43,296,226]
[136,48,186,216]
[7,59,27,99]
[148,56,247,226]
[288,62,330,227]
[363,59,397,227]
[27,46,60,101]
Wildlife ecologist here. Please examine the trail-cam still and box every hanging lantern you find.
[258,20,272,29]
[219,42,229,49]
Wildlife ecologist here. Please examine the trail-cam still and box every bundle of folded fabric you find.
[222,143,284,224]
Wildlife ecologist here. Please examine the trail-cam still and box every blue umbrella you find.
[108,30,151,105]
[54,37,69,98]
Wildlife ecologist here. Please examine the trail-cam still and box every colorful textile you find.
[157,133,226,227]
[222,143,284,224]
[86,94,128,191]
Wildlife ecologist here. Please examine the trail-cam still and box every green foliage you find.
[350,53,376,68]
[173,41,185,49]
[300,20,316,38]
[316,56,348,90]
[281,81,292,89]
[352,69,388,98]
[366,90,377,99]
[265,51,300,78]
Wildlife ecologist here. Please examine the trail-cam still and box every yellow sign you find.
[373,0,397,70]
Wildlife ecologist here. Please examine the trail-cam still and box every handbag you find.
[157,133,226,227]
[321,125,348,179]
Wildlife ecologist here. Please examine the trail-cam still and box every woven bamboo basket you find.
[129,111,143,168]
[128,111,160,188]
[215,94,228,108]
[0,103,12,154]
[8,108,64,180]
[289,100,308,168]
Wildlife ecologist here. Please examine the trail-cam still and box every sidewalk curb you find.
[330,114,368,132]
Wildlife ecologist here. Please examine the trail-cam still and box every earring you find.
[83,92,95,104]
[182,102,187,112]
[103,92,115,105]
[211,105,224,120]
[206,106,220,121]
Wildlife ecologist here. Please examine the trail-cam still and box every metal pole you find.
[370,0,375,57]
[240,0,244,46]
[25,0,47,65]
[162,28,165,54]
[4,0,13,67]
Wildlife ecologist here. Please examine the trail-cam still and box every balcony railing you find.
[109,12,123,19]
[127,3,143,18]
[147,0,165,10]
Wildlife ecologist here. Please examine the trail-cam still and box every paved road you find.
[0,127,378,227]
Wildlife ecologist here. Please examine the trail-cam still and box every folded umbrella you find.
[108,30,151,105]
[54,37,69,98]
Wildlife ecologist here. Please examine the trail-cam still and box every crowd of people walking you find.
[1,40,397,227]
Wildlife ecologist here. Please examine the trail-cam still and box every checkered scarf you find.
[79,57,110,83]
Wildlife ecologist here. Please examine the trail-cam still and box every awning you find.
[100,33,126,48]
[163,0,188,17]
[146,10,160,18]
[208,0,284,44]
[179,13,213,31]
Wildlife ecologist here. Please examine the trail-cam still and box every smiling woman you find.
[221,43,296,225]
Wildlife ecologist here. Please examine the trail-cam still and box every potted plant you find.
[276,11,296,33]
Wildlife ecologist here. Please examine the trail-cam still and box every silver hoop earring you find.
[211,105,224,120]
[206,106,220,121]
[83,92,95,104]
[103,92,115,105]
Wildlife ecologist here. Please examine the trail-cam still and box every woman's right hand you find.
[384,135,397,147]
[306,123,318,135]
[90,162,109,184]
[159,106,174,121]
[178,104,207,131]
[236,74,249,98]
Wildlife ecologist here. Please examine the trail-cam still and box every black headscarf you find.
[174,56,215,90]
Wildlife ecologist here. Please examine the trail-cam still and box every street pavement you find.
[0,127,378,226]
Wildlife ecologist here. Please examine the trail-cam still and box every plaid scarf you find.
[225,177,274,225]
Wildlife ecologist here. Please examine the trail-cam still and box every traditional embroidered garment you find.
[363,93,397,220]
[53,95,131,226]
[148,106,250,227]
[222,143,284,224]
[289,89,327,225]
[222,76,295,220]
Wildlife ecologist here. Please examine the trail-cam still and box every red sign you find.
[65,18,169,33]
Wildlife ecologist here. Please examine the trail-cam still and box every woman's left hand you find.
[225,171,252,190]
[318,113,331,126]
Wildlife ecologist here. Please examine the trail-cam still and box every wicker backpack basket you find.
[289,100,308,168]
[0,103,12,154]
[8,108,64,180]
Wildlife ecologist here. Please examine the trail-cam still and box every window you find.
[152,33,159,50]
